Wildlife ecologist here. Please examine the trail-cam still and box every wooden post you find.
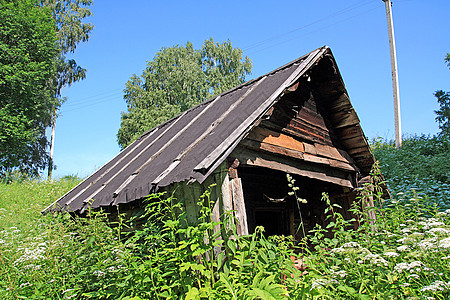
[227,158,249,236]
[230,178,249,235]
[48,109,56,180]
[383,0,402,148]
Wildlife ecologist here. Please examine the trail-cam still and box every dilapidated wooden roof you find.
[45,46,376,214]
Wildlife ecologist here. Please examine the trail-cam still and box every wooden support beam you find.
[230,178,249,236]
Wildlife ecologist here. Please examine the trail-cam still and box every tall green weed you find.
[372,134,450,209]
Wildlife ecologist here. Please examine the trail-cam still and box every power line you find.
[247,5,381,55]
[59,1,385,113]
[243,0,378,53]
[62,88,123,108]
[61,95,123,113]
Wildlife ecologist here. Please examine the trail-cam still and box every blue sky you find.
[52,0,450,178]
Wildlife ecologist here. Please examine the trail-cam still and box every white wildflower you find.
[420,280,450,292]
[407,274,420,280]
[330,247,345,254]
[417,238,437,250]
[436,212,447,218]
[330,270,347,279]
[19,282,31,288]
[394,261,424,273]
[13,245,46,265]
[342,242,361,248]
[362,253,388,267]
[93,270,105,277]
[401,228,411,234]
[426,227,450,236]
[310,278,339,290]
[397,245,410,252]
[400,283,410,287]
[23,264,41,271]
[439,237,450,249]
[419,220,445,230]
[384,251,399,258]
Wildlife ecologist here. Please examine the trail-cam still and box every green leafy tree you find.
[0,0,92,177]
[117,38,252,148]
[0,0,59,176]
[41,0,93,97]
[41,0,93,177]
[434,53,450,136]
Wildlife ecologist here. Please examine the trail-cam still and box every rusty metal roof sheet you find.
[45,46,376,213]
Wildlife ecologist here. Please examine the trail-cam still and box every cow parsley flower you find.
[93,270,105,277]
[342,242,361,248]
[394,261,424,273]
[420,280,450,292]
[362,253,388,267]
[417,238,437,250]
[384,251,399,258]
[397,245,410,252]
[426,227,450,236]
[330,270,347,279]
[310,278,339,291]
[439,237,450,249]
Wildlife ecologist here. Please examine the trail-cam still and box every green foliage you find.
[0,0,59,176]
[41,0,93,95]
[0,0,93,177]
[434,53,450,136]
[2,172,450,299]
[372,134,450,209]
[117,38,252,148]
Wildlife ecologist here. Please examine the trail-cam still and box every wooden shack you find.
[45,47,385,239]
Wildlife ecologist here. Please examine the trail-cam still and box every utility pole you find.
[383,0,402,148]
[48,109,56,180]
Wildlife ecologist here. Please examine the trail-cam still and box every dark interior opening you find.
[238,165,346,240]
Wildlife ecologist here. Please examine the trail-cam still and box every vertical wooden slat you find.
[231,178,249,236]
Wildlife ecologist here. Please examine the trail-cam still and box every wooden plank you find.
[328,93,352,112]
[314,143,350,163]
[220,173,233,216]
[241,138,355,172]
[303,153,330,166]
[247,127,305,152]
[260,120,332,146]
[328,159,357,172]
[329,110,360,129]
[231,178,249,236]
[335,125,363,140]
[289,118,334,142]
[240,139,304,160]
[303,142,317,155]
[296,106,328,131]
[232,147,355,188]
[179,183,200,225]
[340,136,368,150]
